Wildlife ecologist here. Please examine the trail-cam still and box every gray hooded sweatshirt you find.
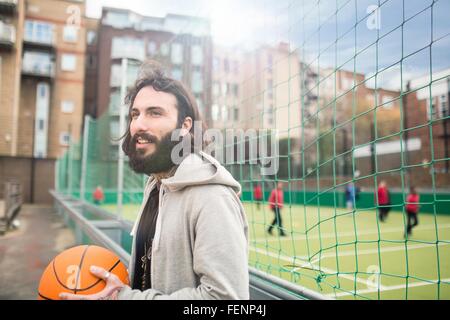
[118,151,249,300]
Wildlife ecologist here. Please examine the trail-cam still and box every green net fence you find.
[56,0,450,299]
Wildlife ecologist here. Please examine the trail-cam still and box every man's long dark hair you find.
[121,61,207,157]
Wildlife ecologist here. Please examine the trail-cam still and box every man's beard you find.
[127,129,180,175]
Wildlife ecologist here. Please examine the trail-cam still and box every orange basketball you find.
[38,245,129,300]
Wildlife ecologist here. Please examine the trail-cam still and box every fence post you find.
[80,115,91,202]
[117,58,128,219]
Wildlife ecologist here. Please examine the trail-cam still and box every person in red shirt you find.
[93,185,105,205]
[376,180,391,222]
[405,186,420,238]
[253,184,263,210]
[267,182,286,236]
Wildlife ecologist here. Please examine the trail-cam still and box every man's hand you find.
[59,266,125,300]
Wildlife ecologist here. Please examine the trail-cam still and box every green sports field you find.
[101,202,450,300]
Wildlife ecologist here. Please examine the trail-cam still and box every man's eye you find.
[150,111,161,116]
[131,113,138,119]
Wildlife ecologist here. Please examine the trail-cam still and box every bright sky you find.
[86,0,450,90]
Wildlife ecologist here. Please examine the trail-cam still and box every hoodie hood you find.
[161,151,241,195]
[130,151,241,237]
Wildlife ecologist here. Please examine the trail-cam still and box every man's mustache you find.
[130,133,159,146]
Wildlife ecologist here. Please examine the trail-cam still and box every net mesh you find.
[56,0,450,299]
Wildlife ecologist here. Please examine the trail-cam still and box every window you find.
[87,54,96,69]
[111,37,145,61]
[192,71,203,94]
[61,54,76,71]
[87,30,96,45]
[213,57,220,71]
[233,84,239,97]
[61,100,75,113]
[63,25,78,42]
[172,68,183,81]
[213,82,220,97]
[212,104,220,121]
[440,94,448,117]
[233,60,239,74]
[171,43,183,64]
[160,43,169,56]
[224,59,230,73]
[267,80,273,99]
[191,45,203,66]
[267,54,273,72]
[147,41,157,56]
[59,132,71,146]
[110,120,120,139]
[233,106,239,121]
[38,119,44,131]
[25,20,53,44]
[221,105,228,121]
[221,83,228,95]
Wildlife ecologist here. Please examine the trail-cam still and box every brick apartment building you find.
[0,0,86,202]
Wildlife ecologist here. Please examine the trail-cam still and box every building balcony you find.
[0,0,17,15]
[22,54,55,79]
[23,20,55,50]
[0,21,15,50]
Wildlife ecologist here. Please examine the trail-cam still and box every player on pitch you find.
[60,62,249,300]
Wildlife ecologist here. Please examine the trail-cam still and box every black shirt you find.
[132,184,160,290]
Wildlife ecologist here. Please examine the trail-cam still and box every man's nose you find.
[131,115,150,133]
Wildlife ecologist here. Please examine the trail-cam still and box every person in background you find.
[405,186,420,238]
[345,182,356,210]
[267,182,286,236]
[376,180,391,222]
[253,183,263,210]
[93,185,105,205]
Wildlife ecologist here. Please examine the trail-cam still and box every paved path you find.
[0,203,75,299]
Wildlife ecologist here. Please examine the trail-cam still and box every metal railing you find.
[1,180,22,234]
[50,190,328,300]
[0,21,15,45]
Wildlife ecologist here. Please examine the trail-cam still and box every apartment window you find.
[38,119,44,131]
[59,132,71,146]
[196,98,203,114]
[110,120,120,139]
[191,45,203,66]
[87,54,96,69]
[111,37,145,61]
[440,94,448,117]
[224,59,230,73]
[233,106,239,121]
[25,20,53,44]
[212,104,220,121]
[171,43,183,64]
[61,54,76,71]
[172,68,183,81]
[192,71,203,94]
[148,41,157,56]
[87,30,96,45]
[213,57,220,71]
[213,82,220,97]
[221,83,228,95]
[233,60,239,74]
[221,105,228,121]
[109,91,121,114]
[61,100,75,113]
[267,79,273,99]
[160,43,169,56]
[63,25,78,43]
[267,54,273,72]
[233,84,239,97]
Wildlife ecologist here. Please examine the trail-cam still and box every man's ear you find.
[180,117,193,136]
